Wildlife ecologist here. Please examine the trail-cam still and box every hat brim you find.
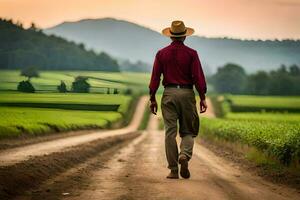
[162,27,194,37]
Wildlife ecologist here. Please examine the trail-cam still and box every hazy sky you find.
[1,0,300,39]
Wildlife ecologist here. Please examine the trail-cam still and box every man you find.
[149,20,207,179]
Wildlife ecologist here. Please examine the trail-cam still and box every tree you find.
[113,88,118,94]
[20,66,39,80]
[29,22,37,31]
[212,63,247,94]
[0,19,120,72]
[246,71,269,95]
[289,64,300,76]
[268,67,295,95]
[17,80,35,93]
[57,81,68,93]
[72,76,90,93]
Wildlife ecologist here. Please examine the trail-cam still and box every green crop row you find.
[225,112,300,124]
[0,106,123,138]
[200,117,300,166]
[226,95,300,113]
[0,92,131,113]
[0,92,134,138]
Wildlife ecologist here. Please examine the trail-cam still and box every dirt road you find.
[2,97,300,199]
[15,113,298,200]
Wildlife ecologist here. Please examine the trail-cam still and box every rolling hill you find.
[45,18,300,74]
[0,18,120,71]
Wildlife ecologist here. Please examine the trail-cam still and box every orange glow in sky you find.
[1,0,300,39]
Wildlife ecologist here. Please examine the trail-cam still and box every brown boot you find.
[166,170,179,179]
[179,154,190,179]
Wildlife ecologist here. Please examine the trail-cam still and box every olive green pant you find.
[161,88,199,170]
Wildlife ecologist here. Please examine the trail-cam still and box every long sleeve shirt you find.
[149,40,207,100]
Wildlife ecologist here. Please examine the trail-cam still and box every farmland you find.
[200,95,300,167]
[226,95,300,113]
[0,92,133,138]
[0,93,131,113]
[0,70,151,138]
[0,70,151,93]
[0,107,122,138]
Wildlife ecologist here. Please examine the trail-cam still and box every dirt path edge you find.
[0,132,140,199]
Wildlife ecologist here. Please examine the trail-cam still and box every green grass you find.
[225,112,300,124]
[0,70,150,138]
[0,70,149,138]
[0,92,133,138]
[0,92,131,113]
[138,104,151,130]
[0,107,122,138]
[200,117,300,165]
[229,95,300,108]
[200,95,300,167]
[0,70,152,93]
[200,95,300,166]
[227,95,300,113]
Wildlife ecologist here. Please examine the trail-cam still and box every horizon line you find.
[2,16,300,42]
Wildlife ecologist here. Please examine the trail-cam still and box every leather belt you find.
[165,84,193,89]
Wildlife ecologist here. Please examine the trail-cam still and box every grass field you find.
[0,92,133,138]
[0,70,152,93]
[227,95,300,113]
[200,95,300,167]
[225,112,300,123]
[0,92,132,113]
[0,70,148,138]
[0,69,206,139]
[200,117,300,165]
[0,107,122,138]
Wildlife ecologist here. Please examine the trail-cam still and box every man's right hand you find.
[150,100,158,115]
[200,99,208,113]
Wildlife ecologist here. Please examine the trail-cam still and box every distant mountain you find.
[0,18,119,71]
[45,18,300,74]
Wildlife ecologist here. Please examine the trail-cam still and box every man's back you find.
[158,40,197,86]
[149,40,206,100]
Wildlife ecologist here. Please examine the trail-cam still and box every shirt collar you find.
[171,40,184,45]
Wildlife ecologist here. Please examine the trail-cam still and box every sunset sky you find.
[1,0,300,40]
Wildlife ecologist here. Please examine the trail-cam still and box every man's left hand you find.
[150,100,158,115]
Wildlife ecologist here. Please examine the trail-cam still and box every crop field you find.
[225,112,300,123]
[0,92,132,113]
[200,117,300,165]
[0,70,149,138]
[0,70,151,93]
[0,107,122,138]
[0,92,132,138]
[200,95,300,167]
[226,95,300,113]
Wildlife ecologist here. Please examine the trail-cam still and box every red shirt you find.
[149,40,207,100]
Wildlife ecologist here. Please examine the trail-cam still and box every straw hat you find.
[162,20,194,37]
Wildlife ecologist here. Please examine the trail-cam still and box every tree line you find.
[210,63,300,95]
[0,19,120,71]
